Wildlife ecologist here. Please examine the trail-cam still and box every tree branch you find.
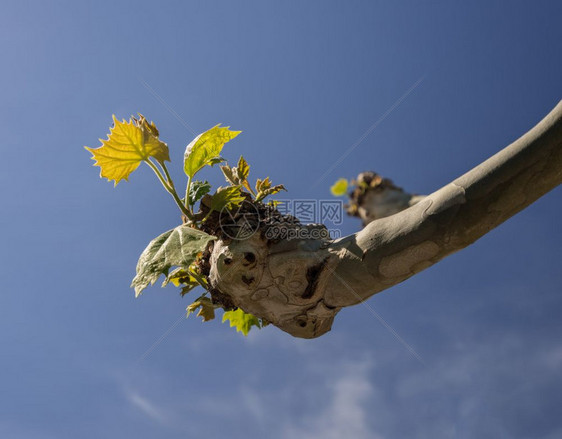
[326,100,562,308]
[207,101,562,338]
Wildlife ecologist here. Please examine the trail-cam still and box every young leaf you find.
[220,164,240,186]
[255,175,286,201]
[237,156,250,181]
[187,297,216,322]
[188,180,212,206]
[237,156,254,193]
[85,115,169,185]
[257,184,286,201]
[210,186,245,212]
[222,308,261,336]
[166,270,200,296]
[255,177,271,193]
[131,226,215,297]
[132,114,160,138]
[330,178,348,196]
[184,125,241,178]
[181,284,198,297]
[267,200,282,208]
[162,267,198,287]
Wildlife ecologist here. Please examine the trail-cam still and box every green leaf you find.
[210,186,245,212]
[183,125,241,178]
[85,115,169,185]
[187,296,216,322]
[222,308,261,336]
[188,180,212,206]
[131,226,216,297]
[330,178,348,196]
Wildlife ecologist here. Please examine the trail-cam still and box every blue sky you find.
[1,1,561,437]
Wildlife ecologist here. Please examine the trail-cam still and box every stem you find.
[201,208,214,224]
[160,162,192,218]
[160,162,175,189]
[244,181,256,197]
[185,175,193,212]
[145,159,193,220]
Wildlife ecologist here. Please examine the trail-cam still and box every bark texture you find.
[345,171,426,226]
[208,102,562,338]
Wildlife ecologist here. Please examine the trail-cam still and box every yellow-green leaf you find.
[255,177,271,193]
[255,175,286,201]
[184,125,241,178]
[258,184,286,200]
[267,200,283,208]
[187,297,216,322]
[162,267,198,288]
[222,308,261,335]
[237,156,254,193]
[210,186,245,212]
[330,178,348,196]
[237,156,250,181]
[85,115,169,185]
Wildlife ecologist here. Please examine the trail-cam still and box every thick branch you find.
[208,102,562,338]
[325,101,562,308]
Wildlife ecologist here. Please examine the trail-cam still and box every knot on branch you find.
[346,171,425,226]
[206,223,341,338]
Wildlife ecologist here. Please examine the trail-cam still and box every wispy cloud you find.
[126,391,169,426]
[115,282,562,439]
[284,359,383,439]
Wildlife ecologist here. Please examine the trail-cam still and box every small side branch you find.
[345,171,426,226]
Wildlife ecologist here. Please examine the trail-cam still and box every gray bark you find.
[344,171,426,226]
[209,101,562,338]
